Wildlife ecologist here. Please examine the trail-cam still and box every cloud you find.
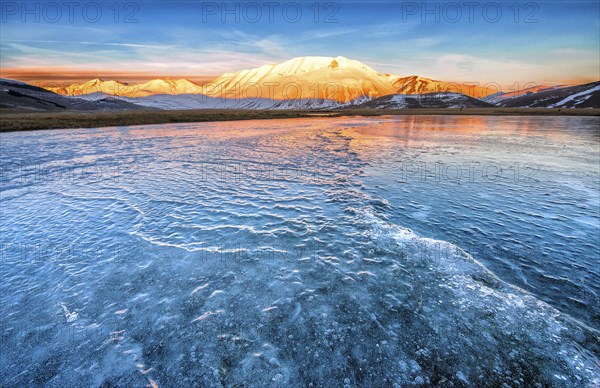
[3,40,175,50]
[367,53,580,85]
[295,28,356,41]
[2,44,273,76]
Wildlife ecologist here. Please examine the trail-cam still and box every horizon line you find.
[2,68,597,90]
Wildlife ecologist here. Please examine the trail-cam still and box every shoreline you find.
[1,108,599,132]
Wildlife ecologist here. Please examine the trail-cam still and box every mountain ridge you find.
[494,81,600,108]
[43,56,512,101]
[7,55,599,111]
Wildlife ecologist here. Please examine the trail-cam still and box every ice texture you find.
[1,116,598,386]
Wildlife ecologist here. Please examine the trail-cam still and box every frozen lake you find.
[1,116,599,386]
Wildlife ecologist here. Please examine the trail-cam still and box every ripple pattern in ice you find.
[1,117,598,386]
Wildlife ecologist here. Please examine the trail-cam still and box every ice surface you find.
[0,117,598,386]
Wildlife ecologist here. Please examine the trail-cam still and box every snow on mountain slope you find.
[482,85,561,104]
[548,84,600,108]
[111,82,600,111]
[496,81,600,108]
[137,79,203,96]
[353,92,495,109]
[121,94,340,110]
[46,79,133,96]
[203,56,397,103]
[119,91,493,111]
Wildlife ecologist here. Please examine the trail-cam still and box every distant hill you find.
[0,78,147,112]
[494,82,600,108]
[351,92,494,109]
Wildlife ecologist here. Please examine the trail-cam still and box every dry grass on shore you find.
[1,108,599,132]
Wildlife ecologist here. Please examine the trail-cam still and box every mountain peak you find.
[203,55,397,102]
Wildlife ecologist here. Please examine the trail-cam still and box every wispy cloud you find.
[3,40,174,50]
[294,28,356,41]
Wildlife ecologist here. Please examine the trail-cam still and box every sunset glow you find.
[2,1,599,87]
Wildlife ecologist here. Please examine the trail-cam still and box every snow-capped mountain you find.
[43,56,492,102]
[47,79,131,96]
[137,79,203,96]
[386,75,490,99]
[494,81,600,108]
[203,56,397,103]
[46,78,203,97]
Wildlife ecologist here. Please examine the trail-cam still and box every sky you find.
[1,0,599,86]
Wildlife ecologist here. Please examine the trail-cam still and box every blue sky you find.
[1,0,599,84]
